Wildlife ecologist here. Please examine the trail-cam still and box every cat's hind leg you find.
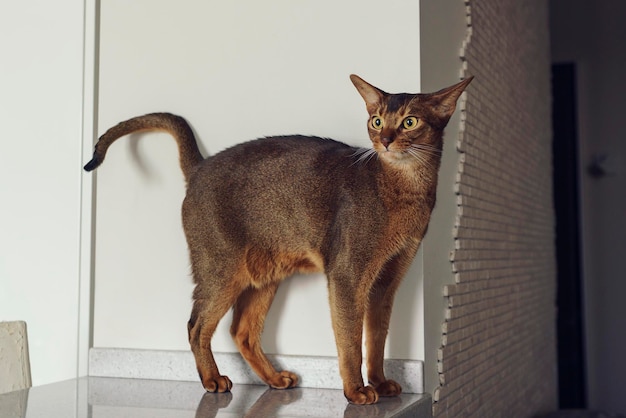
[230,283,299,389]
[188,282,241,393]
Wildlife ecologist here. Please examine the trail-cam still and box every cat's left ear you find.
[350,74,386,111]
[428,76,474,122]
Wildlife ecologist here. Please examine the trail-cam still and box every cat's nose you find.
[381,138,393,149]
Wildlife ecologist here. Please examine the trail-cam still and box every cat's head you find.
[350,74,472,165]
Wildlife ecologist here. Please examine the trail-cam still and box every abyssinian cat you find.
[84,74,472,404]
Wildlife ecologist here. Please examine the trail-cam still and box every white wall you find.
[93,0,424,361]
[550,0,626,413]
[0,0,93,386]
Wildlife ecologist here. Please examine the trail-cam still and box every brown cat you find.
[84,74,472,404]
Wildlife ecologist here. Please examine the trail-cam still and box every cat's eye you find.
[371,116,383,130]
[402,117,419,130]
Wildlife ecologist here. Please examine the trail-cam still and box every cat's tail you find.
[83,112,204,184]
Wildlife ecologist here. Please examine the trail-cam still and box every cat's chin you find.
[378,150,413,164]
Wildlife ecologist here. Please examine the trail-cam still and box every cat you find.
[84,74,472,404]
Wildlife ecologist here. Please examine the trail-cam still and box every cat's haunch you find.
[85,74,472,404]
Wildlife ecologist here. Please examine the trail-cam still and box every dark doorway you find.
[551,63,587,408]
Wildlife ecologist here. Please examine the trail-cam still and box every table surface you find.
[0,376,431,418]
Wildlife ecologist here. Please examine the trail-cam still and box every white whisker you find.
[405,146,437,168]
[406,150,427,165]
[410,144,442,157]
[350,147,378,166]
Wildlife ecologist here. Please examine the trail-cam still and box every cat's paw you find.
[374,379,402,397]
[268,370,299,389]
[345,385,379,405]
[202,375,233,393]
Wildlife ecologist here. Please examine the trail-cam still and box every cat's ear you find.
[350,74,386,110]
[428,76,474,122]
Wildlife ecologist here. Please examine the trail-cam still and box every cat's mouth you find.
[377,145,408,160]
[376,142,441,166]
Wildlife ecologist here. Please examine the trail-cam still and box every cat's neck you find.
[378,148,441,188]
[376,150,441,215]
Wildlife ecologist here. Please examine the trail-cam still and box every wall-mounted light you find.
[587,153,619,179]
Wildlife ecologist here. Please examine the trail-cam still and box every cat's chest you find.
[376,171,437,243]
[384,202,432,240]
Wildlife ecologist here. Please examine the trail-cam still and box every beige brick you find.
[433,0,557,416]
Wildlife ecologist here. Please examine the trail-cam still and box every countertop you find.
[0,376,432,418]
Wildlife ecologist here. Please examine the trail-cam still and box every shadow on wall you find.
[262,261,422,361]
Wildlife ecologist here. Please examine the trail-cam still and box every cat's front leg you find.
[364,285,403,397]
[327,277,378,405]
[364,274,403,397]
[364,245,418,397]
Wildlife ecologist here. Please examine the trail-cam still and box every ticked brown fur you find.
[84,74,472,404]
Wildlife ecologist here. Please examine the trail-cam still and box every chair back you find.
[0,321,32,394]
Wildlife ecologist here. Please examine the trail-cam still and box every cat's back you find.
[192,135,358,185]
[211,135,352,166]
[184,135,379,225]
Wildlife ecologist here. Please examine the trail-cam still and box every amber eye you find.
[402,116,419,130]
[371,116,383,130]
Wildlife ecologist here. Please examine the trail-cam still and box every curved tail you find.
[83,112,204,184]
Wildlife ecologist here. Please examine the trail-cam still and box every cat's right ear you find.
[350,74,386,110]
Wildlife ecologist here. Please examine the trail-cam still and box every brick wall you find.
[432,1,558,416]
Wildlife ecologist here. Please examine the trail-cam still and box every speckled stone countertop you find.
[88,348,425,394]
[0,376,431,418]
